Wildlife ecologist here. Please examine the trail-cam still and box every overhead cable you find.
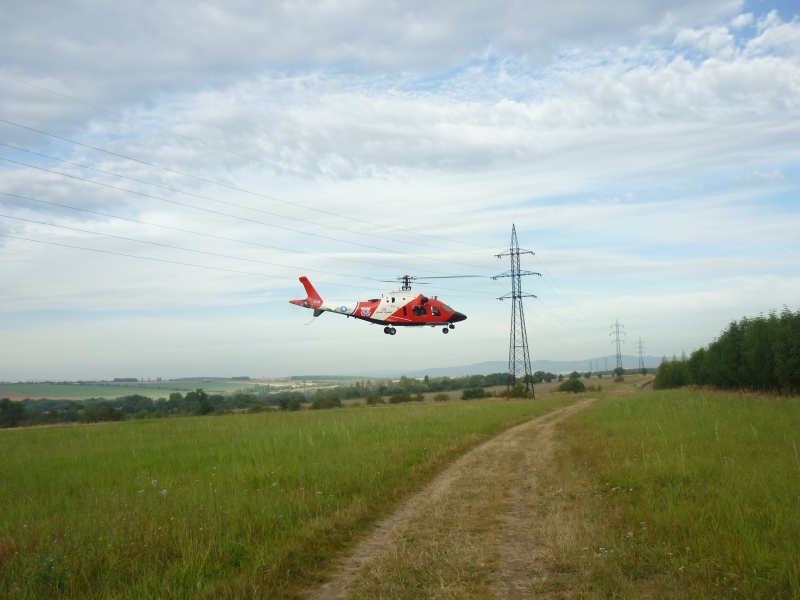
[0,155,493,272]
[0,117,491,256]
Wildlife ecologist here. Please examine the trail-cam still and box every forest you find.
[654,307,800,394]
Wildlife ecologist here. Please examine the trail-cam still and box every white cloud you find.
[730,12,753,29]
[2,2,800,378]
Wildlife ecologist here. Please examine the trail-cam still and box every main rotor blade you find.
[410,275,483,279]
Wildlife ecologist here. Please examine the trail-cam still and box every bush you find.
[613,376,625,383]
[311,397,342,410]
[389,393,412,404]
[558,378,586,393]
[432,393,450,402]
[415,393,424,402]
[569,371,580,380]
[278,397,301,411]
[248,403,265,413]
[461,388,487,400]
[507,384,530,398]
[366,394,385,405]
[0,398,25,428]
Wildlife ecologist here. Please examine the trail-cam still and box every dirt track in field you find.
[306,398,596,600]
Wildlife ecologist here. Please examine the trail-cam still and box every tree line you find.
[653,307,800,394]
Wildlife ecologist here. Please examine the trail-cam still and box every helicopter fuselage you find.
[289,276,467,329]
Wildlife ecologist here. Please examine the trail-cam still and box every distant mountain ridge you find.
[352,355,663,378]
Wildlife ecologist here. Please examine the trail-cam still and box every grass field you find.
[0,397,572,599]
[536,387,800,598]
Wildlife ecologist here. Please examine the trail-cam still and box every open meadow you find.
[531,384,800,598]
[0,396,573,599]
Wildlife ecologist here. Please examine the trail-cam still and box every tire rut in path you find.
[306,398,596,600]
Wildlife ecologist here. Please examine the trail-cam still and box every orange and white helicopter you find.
[289,275,468,335]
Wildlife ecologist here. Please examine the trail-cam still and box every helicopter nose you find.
[449,311,467,323]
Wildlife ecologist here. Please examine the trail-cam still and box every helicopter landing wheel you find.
[389,328,396,335]
[383,327,391,334]
[442,327,449,334]
[448,324,455,330]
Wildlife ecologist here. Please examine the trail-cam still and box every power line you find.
[0,117,491,255]
[0,233,494,299]
[1,71,502,238]
[0,141,489,258]
[0,213,379,281]
[0,190,429,273]
[534,255,607,337]
[520,280,604,350]
[0,155,495,272]
[0,212,498,295]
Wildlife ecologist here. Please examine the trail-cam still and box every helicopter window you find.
[412,306,427,317]
[391,297,395,303]
[431,306,441,316]
[442,303,454,314]
[403,306,407,316]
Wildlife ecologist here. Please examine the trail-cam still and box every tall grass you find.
[0,398,569,599]
[556,389,800,598]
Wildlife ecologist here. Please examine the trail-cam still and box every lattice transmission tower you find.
[610,320,626,372]
[636,337,646,372]
[492,224,540,397]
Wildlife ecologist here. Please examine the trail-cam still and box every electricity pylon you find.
[610,320,626,372]
[636,337,646,372]
[492,224,540,397]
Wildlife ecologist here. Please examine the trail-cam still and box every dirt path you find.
[307,398,596,600]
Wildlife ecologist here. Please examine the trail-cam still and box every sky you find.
[1,0,799,380]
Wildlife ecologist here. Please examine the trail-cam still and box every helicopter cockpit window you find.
[431,306,441,316]
[391,297,395,303]
[412,306,427,317]
[442,304,454,314]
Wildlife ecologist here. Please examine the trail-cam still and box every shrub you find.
[507,384,530,398]
[247,403,265,413]
[278,397,301,411]
[569,371,580,380]
[614,376,625,383]
[415,393,424,402]
[461,388,487,400]
[558,378,586,393]
[432,393,450,402]
[311,397,342,410]
[389,393,411,404]
[366,394,385,405]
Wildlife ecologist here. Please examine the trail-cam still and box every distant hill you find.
[354,355,663,378]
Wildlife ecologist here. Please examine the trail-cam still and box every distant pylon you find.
[492,224,541,397]
[636,337,646,372]
[604,357,608,372]
[610,320,626,371]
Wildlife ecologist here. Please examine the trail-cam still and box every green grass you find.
[0,397,571,599]
[555,389,800,598]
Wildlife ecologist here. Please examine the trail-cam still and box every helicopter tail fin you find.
[299,276,322,303]
[289,276,324,309]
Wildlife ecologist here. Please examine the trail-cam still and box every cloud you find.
[2,2,800,377]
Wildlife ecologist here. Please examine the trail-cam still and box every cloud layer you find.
[1,1,799,379]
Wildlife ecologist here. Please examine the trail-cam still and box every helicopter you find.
[289,275,468,335]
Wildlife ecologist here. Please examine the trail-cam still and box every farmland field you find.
[0,396,573,599]
[0,380,282,401]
